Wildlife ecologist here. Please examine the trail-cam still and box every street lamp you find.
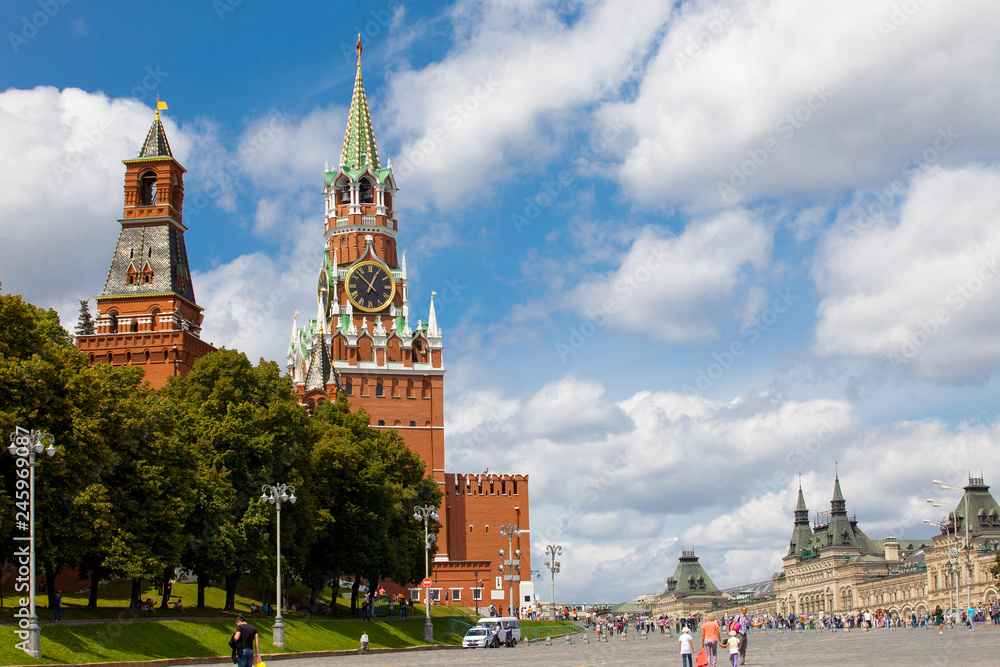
[261,483,296,648]
[498,524,521,617]
[7,427,56,659]
[473,569,481,617]
[933,480,973,611]
[544,544,562,621]
[413,504,439,643]
[924,519,956,615]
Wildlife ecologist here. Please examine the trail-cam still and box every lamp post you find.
[413,504,438,643]
[261,483,296,648]
[473,569,480,617]
[498,524,521,617]
[7,427,56,659]
[934,480,972,612]
[544,544,562,621]
[924,518,956,615]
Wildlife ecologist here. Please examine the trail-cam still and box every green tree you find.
[74,299,95,338]
[310,396,441,614]
[166,349,314,610]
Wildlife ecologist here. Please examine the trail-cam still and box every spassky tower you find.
[287,38,532,610]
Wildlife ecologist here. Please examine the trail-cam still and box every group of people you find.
[678,607,750,667]
[361,593,412,619]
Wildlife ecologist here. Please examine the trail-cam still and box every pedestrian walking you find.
[701,614,721,667]
[232,616,259,667]
[725,629,740,667]
[734,606,750,665]
[53,590,62,622]
[679,626,694,667]
[359,630,369,654]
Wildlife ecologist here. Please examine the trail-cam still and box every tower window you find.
[410,420,416,427]
[376,379,383,397]
[345,380,353,395]
[359,179,373,204]
[108,311,119,333]
[140,172,158,206]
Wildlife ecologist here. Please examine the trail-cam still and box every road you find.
[262,624,998,666]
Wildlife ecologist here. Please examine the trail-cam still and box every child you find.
[359,631,369,654]
[679,626,694,667]
[725,629,740,667]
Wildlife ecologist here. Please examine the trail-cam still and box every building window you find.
[485,525,489,534]
[409,588,421,602]
[377,419,385,426]
[410,420,416,427]
[140,172,158,206]
[429,589,441,602]
[469,524,473,533]
[376,379,383,396]
[359,179,374,204]
[450,588,461,601]
[345,380,352,395]
[472,588,483,601]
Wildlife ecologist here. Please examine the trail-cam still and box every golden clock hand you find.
[361,273,378,293]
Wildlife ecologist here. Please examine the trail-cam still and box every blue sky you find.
[4,0,1000,602]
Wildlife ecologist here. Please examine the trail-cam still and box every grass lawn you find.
[0,616,460,665]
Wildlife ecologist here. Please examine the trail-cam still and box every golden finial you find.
[356,34,363,63]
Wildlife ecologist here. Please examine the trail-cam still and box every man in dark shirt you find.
[233,616,259,667]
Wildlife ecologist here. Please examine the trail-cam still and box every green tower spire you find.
[340,35,380,171]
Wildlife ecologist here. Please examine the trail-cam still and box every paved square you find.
[270,625,999,666]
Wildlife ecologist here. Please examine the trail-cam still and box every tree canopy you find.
[0,289,442,610]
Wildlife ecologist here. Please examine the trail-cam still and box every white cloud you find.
[607,0,1000,207]
[813,165,1000,384]
[381,0,673,207]
[0,86,224,324]
[566,212,772,343]
[449,373,1000,598]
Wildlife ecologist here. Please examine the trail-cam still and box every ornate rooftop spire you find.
[340,35,380,170]
[796,477,808,513]
[833,467,845,503]
[139,98,173,158]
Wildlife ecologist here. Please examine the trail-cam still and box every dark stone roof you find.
[139,114,173,158]
[101,224,196,303]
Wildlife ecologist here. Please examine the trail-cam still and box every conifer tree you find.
[74,299,95,337]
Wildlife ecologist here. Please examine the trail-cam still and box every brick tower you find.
[76,103,215,388]
[289,39,533,612]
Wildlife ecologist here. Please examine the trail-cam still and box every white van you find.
[476,617,521,646]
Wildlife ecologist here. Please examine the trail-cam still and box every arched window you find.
[359,179,373,204]
[150,308,160,331]
[140,171,158,206]
[345,380,353,395]
[108,311,119,333]
[339,183,351,204]
[376,379,383,397]
[377,419,385,426]
[130,318,138,333]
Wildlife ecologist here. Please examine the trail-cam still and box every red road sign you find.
[421,577,433,587]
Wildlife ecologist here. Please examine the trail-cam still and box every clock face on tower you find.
[346,261,396,312]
